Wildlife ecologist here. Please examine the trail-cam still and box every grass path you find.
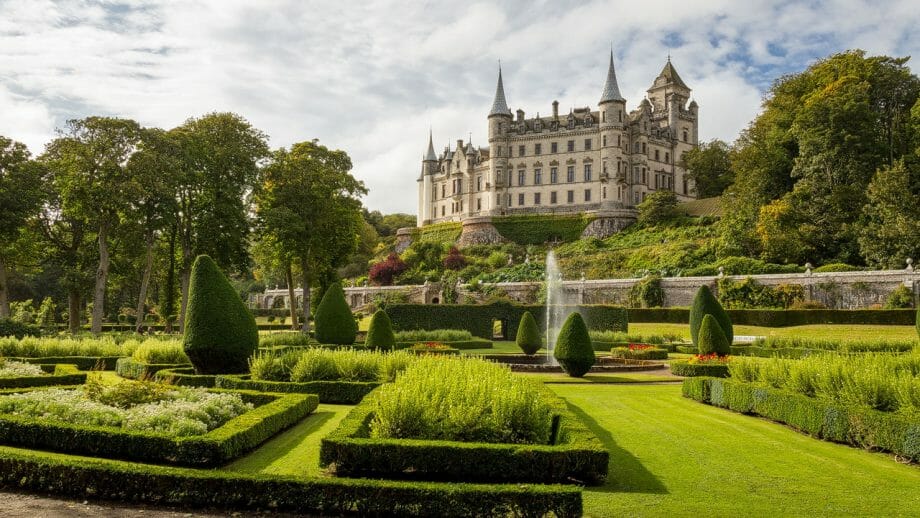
[552,384,920,517]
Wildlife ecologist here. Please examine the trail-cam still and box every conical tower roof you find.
[653,57,689,90]
[424,129,437,161]
[599,51,625,103]
[488,66,512,117]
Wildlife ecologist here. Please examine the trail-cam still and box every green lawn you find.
[630,323,918,342]
[553,384,920,517]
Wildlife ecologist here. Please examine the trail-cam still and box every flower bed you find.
[0,383,317,466]
[0,363,86,389]
[407,342,460,355]
[610,344,669,360]
[670,354,730,377]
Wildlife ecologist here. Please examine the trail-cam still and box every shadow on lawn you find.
[566,401,668,494]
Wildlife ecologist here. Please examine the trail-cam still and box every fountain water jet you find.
[544,251,577,365]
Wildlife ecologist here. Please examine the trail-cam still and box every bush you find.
[365,310,395,350]
[216,375,380,404]
[183,255,258,374]
[515,311,542,355]
[369,253,408,286]
[750,336,915,353]
[885,285,915,309]
[637,190,678,226]
[697,314,730,356]
[131,339,189,364]
[609,346,668,360]
[314,281,357,345]
[670,361,729,377]
[717,277,804,309]
[627,275,664,308]
[393,329,474,342]
[553,313,595,377]
[813,263,862,272]
[0,319,40,339]
[689,285,732,346]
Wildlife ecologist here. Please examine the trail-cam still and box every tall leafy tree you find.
[0,136,45,318]
[858,156,920,268]
[257,140,367,334]
[681,139,734,198]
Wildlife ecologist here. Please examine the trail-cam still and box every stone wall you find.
[458,216,506,247]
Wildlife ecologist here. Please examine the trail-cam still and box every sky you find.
[1,1,919,214]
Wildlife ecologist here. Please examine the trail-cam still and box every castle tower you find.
[417,129,438,226]
[598,50,628,204]
[487,66,512,213]
[647,57,691,137]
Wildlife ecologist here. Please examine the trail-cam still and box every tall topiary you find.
[516,311,542,355]
[697,314,731,356]
[365,310,395,350]
[183,255,258,374]
[689,285,733,347]
[553,312,595,377]
[314,281,357,345]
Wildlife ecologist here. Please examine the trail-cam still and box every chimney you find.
[552,100,559,119]
[516,109,525,123]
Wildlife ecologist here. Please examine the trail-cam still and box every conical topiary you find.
[314,281,357,345]
[515,311,542,355]
[689,285,733,347]
[183,255,258,374]
[553,312,595,377]
[365,310,396,350]
[698,314,731,356]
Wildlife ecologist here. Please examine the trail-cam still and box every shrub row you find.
[0,388,317,466]
[750,337,916,353]
[115,358,191,380]
[394,339,492,350]
[610,347,669,360]
[670,361,729,377]
[214,375,380,404]
[674,345,699,354]
[0,446,582,517]
[8,356,120,370]
[320,386,609,485]
[683,377,920,462]
[154,368,218,388]
[0,364,86,389]
[628,308,916,326]
[387,302,628,339]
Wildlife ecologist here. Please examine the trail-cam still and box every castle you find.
[416,53,699,230]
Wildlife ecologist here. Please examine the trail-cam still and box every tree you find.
[858,158,920,268]
[314,281,356,345]
[369,253,408,286]
[689,285,733,347]
[553,312,595,377]
[0,136,45,318]
[256,140,367,334]
[682,139,734,198]
[697,314,731,356]
[515,311,542,355]
[365,310,395,350]
[637,190,678,226]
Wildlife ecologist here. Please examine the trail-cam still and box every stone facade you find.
[416,52,699,228]
[458,216,506,247]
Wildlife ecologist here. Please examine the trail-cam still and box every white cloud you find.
[0,0,918,212]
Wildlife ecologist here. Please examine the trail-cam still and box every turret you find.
[418,130,438,226]
[487,66,512,212]
[599,51,628,202]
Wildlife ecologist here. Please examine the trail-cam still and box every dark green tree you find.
[365,309,396,350]
[183,255,258,374]
[697,314,730,356]
[314,281,356,345]
[553,312,595,377]
[858,157,920,268]
[689,285,733,347]
[682,139,734,198]
[515,310,542,355]
[636,191,678,226]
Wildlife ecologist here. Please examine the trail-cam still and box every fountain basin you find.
[480,354,667,373]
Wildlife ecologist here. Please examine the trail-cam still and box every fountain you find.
[544,250,576,365]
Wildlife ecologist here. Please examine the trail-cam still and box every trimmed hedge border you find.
[682,377,920,463]
[115,358,191,380]
[395,339,493,350]
[628,308,916,326]
[675,346,698,354]
[670,361,729,377]
[154,368,218,388]
[9,356,120,370]
[320,386,609,485]
[0,388,317,466]
[388,302,628,339]
[610,347,669,360]
[215,375,380,405]
[0,446,582,517]
[0,364,86,389]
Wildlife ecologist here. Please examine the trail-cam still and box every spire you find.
[654,58,689,90]
[424,129,437,161]
[488,65,512,117]
[599,50,625,103]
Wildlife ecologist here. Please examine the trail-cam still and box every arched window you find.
[683,130,688,142]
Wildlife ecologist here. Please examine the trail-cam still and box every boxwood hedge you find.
[609,347,669,360]
[394,339,493,350]
[0,446,582,517]
[629,308,916,326]
[683,377,920,463]
[115,358,190,380]
[215,375,380,404]
[320,386,609,485]
[0,364,86,389]
[153,368,218,388]
[0,388,317,466]
[670,361,729,377]
[9,356,120,370]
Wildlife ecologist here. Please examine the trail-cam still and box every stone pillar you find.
[395,227,414,253]
[581,205,638,239]
[458,216,505,247]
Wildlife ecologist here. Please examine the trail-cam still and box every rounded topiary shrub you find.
[365,310,396,350]
[697,314,730,357]
[515,311,542,355]
[553,313,595,377]
[183,255,258,374]
[314,281,357,345]
[689,285,733,346]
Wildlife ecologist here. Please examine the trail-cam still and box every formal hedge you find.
[670,361,729,377]
[683,377,920,463]
[675,345,698,354]
[609,347,669,360]
[0,388,317,466]
[215,375,379,404]
[0,446,582,518]
[554,313,595,377]
[515,311,542,355]
[115,358,191,380]
[9,356,120,370]
[726,345,916,358]
[153,368,218,388]
[690,286,733,346]
[492,214,593,245]
[629,308,917,326]
[365,310,396,350]
[320,386,608,485]
[314,281,357,345]
[0,364,86,389]
[387,302,628,339]
[394,339,492,350]
[697,314,730,356]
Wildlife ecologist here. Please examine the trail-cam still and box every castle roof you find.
[599,51,625,103]
[488,66,512,117]
[424,130,437,161]
[651,58,689,90]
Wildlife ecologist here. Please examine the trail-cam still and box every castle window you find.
[551,191,557,204]
[603,186,607,199]
[683,177,688,194]
[584,138,592,150]
[655,149,660,161]
[535,143,542,155]
[567,140,575,152]
[566,166,575,183]
[534,168,542,185]
[665,152,670,163]
[584,164,592,182]
[602,135,607,147]
[617,135,621,147]
[518,170,526,186]
[506,193,511,206]
[634,192,640,204]
[642,142,647,154]
[618,110,622,122]
[602,111,606,123]
[584,189,592,202]
[567,190,574,203]
[550,167,558,183]
[683,130,688,143]
[442,206,445,216]
[507,171,513,186]
[518,193,525,206]
[518,145,525,157]
[534,192,541,205]
[441,184,445,198]
[642,167,647,184]
[551,142,558,153]
[476,176,482,191]
[476,198,481,211]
